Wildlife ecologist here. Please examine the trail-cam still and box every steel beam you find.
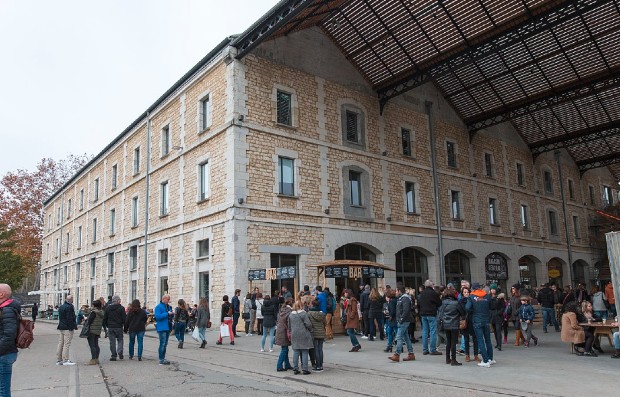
[531,123,620,156]
[578,153,620,174]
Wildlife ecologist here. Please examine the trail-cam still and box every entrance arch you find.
[572,259,590,288]
[444,250,472,287]
[547,257,565,288]
[395,247,430,292]
[334,243,380,296]
[518,256,538,290]
[485,252,508,294]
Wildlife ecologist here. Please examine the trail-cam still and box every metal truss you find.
[578,153,620,174]
[531,123,620,156]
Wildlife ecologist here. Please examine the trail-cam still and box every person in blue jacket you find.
[154,294,174,365]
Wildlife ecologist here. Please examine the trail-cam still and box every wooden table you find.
[578,322,618,347]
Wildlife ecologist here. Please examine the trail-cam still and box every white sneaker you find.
[246,333,250,336]
[269,349,273,352]
[62,360,76,366]
[56,360,63,365]
[488,359,497,365]
[260,348,265,352]
[477,361,491,368]
[361,335,368,339]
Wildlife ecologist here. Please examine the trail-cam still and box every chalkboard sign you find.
[324,266,383,278]
[250,267,296,281]
[248,269,266,281]
[485,253,507,280]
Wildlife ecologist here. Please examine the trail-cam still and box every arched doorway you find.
[547,258,564,288]
[335,243,379,297]
[444,250,471,287]
[572,259,589,288]
[518,256,537,290]
[395,247,429,292]
[485,252,508,294]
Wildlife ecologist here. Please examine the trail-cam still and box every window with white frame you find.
[56,207,61,225]
[568,179,575,201]
[484,153,494,178]
[489,198,498,225]
[402,128,412,157]
[341,104,365,149]
[543,170,553,195]
[46,243,50,261]
[55,238,60,257]
[109,208,116,235]
[79,189,84,210]
[548,210,558,236]
[107,252,114,276]
[48,214,52,231]
[90,257,95,278]
[131,196,139,227]
[160,181,169,216]
[516,163,525,186]
[446,141,457,168]
[276,90,292,126]
[521,204,529,230]
[131,280,137,301]
[75,262,80,282]
[349,171,362,206]
[603,185,613,206]
[197,239,209,258]
[67,199,72,218]
[451,190,461,219]
[77,226,82,249]
[129,245,138,270]
[278,157,295,196]
[405,181,416,213]
[161,125,170,157]
[92,218,97,242]
[111,164,118,189]
[133,147,141,174]
[199,95,211,131]
[159,248,168,266]
[63,266,67,284]
[65,232,69,253]
[93,178,99,201]
[198,161,210,201]
[573,215,580,238]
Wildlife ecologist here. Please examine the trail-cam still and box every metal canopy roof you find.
[233,0,620,180]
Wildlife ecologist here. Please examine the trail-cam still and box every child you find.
[518,296,538,347]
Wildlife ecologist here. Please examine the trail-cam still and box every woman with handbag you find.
[216,295,234,345]
[124,299,148,360]
[288,300,314,374]
[275,297,294,371]
[84,300,104,365]
[243,293,253,336]
[440,286,465,366]
[174,299,190,348]
[196,298,211,348]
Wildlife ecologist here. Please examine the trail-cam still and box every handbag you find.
[191,327,202,342]
[220,323,230,338]
[459,319,467,330]
[207,320,212,328]
[242,312,250,320]
[79,322,90,338]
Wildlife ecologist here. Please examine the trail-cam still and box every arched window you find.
[334,244,377,296]
[395,248,428,291]
[444,251,470,287]
[547,258,563,288]
[519,257,537,290]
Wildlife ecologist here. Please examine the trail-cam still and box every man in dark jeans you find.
[359,285,371,338]
[231,289,241,337]
[537,283,560,333]
[103,295,126,361]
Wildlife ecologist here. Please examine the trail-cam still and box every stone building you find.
[40,1,620,311]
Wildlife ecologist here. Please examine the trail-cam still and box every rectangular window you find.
[489,198,498,225]
[160,181,169,216]
[67,199,72,218]
[56,207,61,225]
[131,196,139,227]
[276,90,292,126]
[603,186,613,206]
[345,110,359,143]
[133,147,141,174]
[573,215,580,238]
[517,163,525,186]
[199,162,210,200]
[55,238,60,256]
[131,280,137,301]
[197,239,209,258]
[543,171,553,194]
[107,253,114,276]
[161,125,170,156]
[65,233,69,253]
[46,243,50,260]
[93,178,99,201]
[521,204,529,230]
[484,153,493,177]
[405,182,416,213]
[75,262,80,282]
[90,257,96,278]
[568,180,575,200]
[48,214,52,231]
[107,283,114,297]
[589,186,595,206]
[111,164,118,189]
[402,128,412,156]
[109,209,116,235]
[77,226,82,249]
[92,218,97,242]
[549,211,558,236]
[201,96,211,131]
[278,157,294,196]
[129,246,138,270]
[447,141,457,167]
[349,171,362,206]
[159,248,168,265]
[79,189,84,210]
[63,266,67,283]
[451,190,461,219]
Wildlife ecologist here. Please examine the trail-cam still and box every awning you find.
[307,260,395,272]
[27,290,70,296]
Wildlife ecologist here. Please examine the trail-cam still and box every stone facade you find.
[40,28,617,315]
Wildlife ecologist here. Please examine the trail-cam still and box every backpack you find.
[0,301,35,349]
[327,295,334,312]
[436,303,445,332]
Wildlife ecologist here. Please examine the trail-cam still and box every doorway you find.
[199,272,209,301]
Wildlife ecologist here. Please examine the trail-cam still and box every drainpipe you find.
[555,150,574,285]
[143,113,152,307]
[427,101,445,284]
[58,192,65,305]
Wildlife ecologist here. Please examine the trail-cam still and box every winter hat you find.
[471,282,481,290]
[489,283,498,290]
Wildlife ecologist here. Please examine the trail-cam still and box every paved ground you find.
[10,320,619,397]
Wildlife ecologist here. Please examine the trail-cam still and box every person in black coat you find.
[440,287,466,365]
[31,302,38,322]
[384,290,398,352]
[368,288,385,341]
[418,280,442,355]
[124,299,148,360]
[261,296,277,352]
[0,283,21,394]
[103,295,126,360]
[57,295,78,365]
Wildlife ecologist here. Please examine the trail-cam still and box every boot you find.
[446,356,451,365]
[450,359,462,366]
[611,349,620,358]
[515,330,522,346]
[86,359,97,365]
[200,341,206,349]
[178,341,183,349]
[474,355,481,362]
[384,346,392,353]
[402,353,415,361]
[503,336,507,344]
[465,355,471,362]
[388,353,400,362]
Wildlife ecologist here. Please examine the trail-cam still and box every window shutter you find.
[277,91,291,125]
[346,111,358,142]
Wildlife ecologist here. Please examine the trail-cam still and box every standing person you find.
[154,294,174,365]
[537,283,560,333]
[250,287,259,335]
[124,299,147,360]
[359,285,371,338]
[0,283,20,396]
[255,293,264,336]
[56,294,78,366]
[196,298,211,349]
[260,295,276,352]
[418,280,442,355]
[103,295,126,361]
[344,289,362,352]
[575,283,589,305]
[85,300,104,365]
[604,282,616,318]
[509,284,525,346]
[440,286,465,366]
[518,296,538,348]
[459,287,479,362]
[275,298,294,371]
[307,299,326,372]
[243,293,253,336]
[174,299,189,349]
[288,301,314,375]
[231,289,241,338]
[216,295,234,345]
[388,287,416,362]
[468,283,495,368]
[384,290,397,352]
[489,287,504,350]
[368,288,386,341]
[31,302,38,323]
[591,286,607,319]
[324,288,336,341]
[281,286,292,301]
